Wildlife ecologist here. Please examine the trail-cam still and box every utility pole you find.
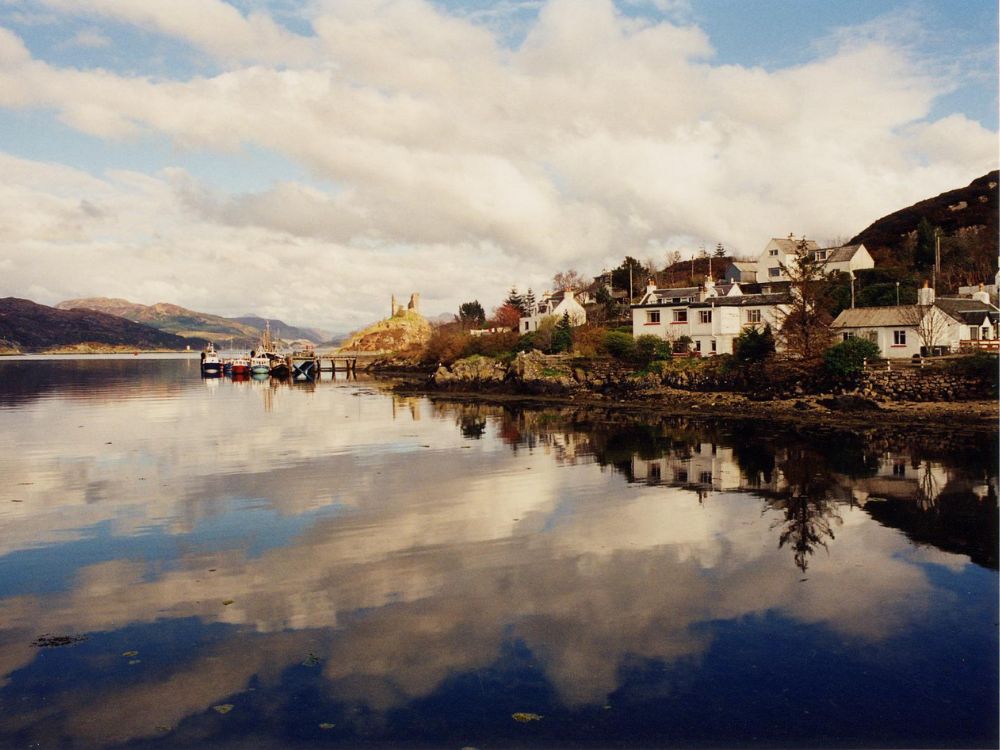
[628,262,633,302]
[850,275,855,308]
[895,281,900,306]
[934,229,941,280]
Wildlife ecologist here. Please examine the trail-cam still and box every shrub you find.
[733,324,776,364]
[603,331,636,361]
[423,328,469,365]
[634,334,672,367]
[823,338,880,377]
[551,312,573,353]
[944,350,999,379]
[461,330,519,359]
[570,324,606,357]
[673,335,693,354]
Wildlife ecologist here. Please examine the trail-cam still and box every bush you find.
[733,324,776,364]
[570,324,606,357]
[461,331,519,359]
[673,335,693,354]
[515,332,538,353]
[423,328,469,365]
[634,334,672,367]
[823,338,880,376]
[944,350,999,379]
[603,331,636,361]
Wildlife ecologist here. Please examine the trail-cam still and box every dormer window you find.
[768,249,779,256]
[814,250,828,261]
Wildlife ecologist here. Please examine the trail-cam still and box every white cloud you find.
[0,0,995,327]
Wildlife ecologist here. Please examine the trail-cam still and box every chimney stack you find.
[917,280,935,307]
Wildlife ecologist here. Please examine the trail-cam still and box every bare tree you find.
[900,304,951,354]
[553,269,585,291]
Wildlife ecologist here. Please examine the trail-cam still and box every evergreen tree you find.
[552,311,573,352]
[458,300,486,327]
[505,287,525,314]
[714,242,726,257]
[915,216,938,270]
[523,288,537,314]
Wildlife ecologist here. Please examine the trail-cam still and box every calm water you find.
[0,357,996,749]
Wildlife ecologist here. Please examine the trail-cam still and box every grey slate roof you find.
[830,306,919,328]
[769,238,819,253]
[690,293,791,308]
[816,244,864,263]
[934,297,1000,325]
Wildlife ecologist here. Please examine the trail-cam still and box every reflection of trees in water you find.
[767,446,844,572]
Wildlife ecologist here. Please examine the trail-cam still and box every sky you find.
[0,0,996,331]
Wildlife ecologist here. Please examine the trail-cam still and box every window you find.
[893,330,906,346]
[672,310,687,323]
[699,471,713,484]
[524,321,530,331]
[694,340,702,352]
[814,250,827,261]
[699,310,712,324]
[865,330,878,343]
[892,461,906,477]
[711,339,717,353]
[646,310,660,324]
[842,332,854,342]
[746,309,761,324]
[983,327,991,340]
[649,463,661,480]
[768,267,781,277]
[768,249,779,257]
[674,468,688,483]
[969,326,980,340]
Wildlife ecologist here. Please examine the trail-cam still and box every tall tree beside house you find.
[714,242,726,257]
[457,300,486,328]
[776,237,834,359]
[505,287,526,315]
[523,288,537,314]
[610,257,647,300]
[552,311,573,353]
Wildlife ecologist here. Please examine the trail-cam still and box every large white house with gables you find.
[759,234,874,281]
[631,278,792,355]
[519,289,587,333]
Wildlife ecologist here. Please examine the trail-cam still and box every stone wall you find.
[858,367,996,401]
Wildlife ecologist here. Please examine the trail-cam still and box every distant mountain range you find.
[56,298,329,345]
[230,316,331,345]
[1,298,201,353]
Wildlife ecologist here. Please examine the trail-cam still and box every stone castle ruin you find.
[391,293,420,317]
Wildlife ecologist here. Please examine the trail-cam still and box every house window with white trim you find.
[893,330,906,346]
[646,310,660,324]
[746,309,761,324]
[768,249,778,256]
[699,310,712,324]
[710,339,717,353]
[768,267,781,277]
[673,310,687,323]
[694,340,702,352]
[968,326,980,340]
[842,332,855,341]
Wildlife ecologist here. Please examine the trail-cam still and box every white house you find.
[810,243,875,277]
[829,285,999,357]
[631,278,791,355]
[759,235,874,282]
[759,235,819,282]
[520,289,587,333]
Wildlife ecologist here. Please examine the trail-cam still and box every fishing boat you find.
[230,355,250,376]
[200,343,222,376]
[249,351,271,376]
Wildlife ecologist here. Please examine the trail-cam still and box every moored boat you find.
[249,351,271,376]
[200,343,222,376]
[230,356,250,376]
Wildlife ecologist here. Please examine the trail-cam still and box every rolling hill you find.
[56,298,259,343]
[0,298,201,352]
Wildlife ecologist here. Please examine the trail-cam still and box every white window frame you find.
[699,310,712,324]
[746,309,761,324]
[893,330,906,346]
[646,310,660,324]
[673,310,687,323]
[768,267,781,277]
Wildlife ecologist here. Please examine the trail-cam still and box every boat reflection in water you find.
[0,357,995,749]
